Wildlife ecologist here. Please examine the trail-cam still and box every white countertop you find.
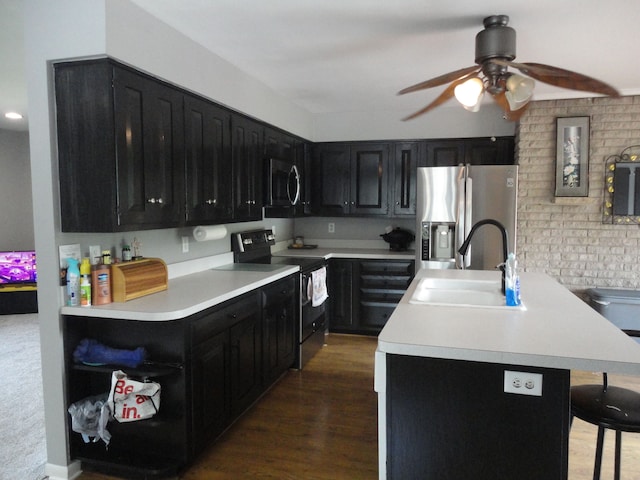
[59,246,413,322]
[378,268,640,375]
[60,264,299,321]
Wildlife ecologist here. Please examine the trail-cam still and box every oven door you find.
[266,158,300,207]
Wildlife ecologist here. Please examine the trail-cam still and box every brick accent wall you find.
[516,96,640,295]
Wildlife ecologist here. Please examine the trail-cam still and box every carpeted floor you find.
[0,313,46,480]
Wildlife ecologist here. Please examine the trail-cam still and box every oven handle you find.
[288,165,301,206]
[301,272,311,306]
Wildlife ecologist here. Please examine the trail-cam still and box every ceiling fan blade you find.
[492,91,529,122]
[493,59,620,97]
[398,65,480,95]
[402,71,479,121]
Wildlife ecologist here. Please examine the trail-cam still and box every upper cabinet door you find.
[425,140,465,167]
[350,143,389,215]
[231,115,264,221]
[311,143,350,216]
[184,95,233,225]
[113,67,184,228]
[464,137,515,165]
[392,142,421,216]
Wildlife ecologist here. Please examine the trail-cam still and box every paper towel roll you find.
[193,225,228,242]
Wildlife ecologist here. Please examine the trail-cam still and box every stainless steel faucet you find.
[457,218,509,293]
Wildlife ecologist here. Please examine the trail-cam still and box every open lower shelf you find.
[72,361,183,378]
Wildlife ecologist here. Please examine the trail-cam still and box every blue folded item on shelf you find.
[73,338,146,368]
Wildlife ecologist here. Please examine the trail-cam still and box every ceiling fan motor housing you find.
[475,15,516,64]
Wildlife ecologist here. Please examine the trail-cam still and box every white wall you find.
[104,0,314,141]
[0,129,33,249]
[313,103,515,142]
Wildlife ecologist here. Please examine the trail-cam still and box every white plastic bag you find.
[107,370,161,423]
[68,393,112,445]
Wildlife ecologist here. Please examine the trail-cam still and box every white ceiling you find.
[5,0,640,131]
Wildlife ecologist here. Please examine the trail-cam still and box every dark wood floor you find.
[76,334,640,480]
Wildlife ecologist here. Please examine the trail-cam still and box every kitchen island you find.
[375,268,640,480]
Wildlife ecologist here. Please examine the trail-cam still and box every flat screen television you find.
[0,251,37,284]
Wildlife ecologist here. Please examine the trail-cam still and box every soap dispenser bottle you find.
[505,253,521,307]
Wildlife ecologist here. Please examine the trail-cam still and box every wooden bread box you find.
[111,258,168,302]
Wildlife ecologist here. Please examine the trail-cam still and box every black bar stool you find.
[570,332,640,480]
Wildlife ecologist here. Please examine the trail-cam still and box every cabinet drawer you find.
[191,292,259,346]
[359,261,414,276]
[360,275,412,290]
[360,289,404,304]
[261,276,296,308]
[359,303,397,328]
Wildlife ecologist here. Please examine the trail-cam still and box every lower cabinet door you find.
[230,310,263,415]
[191,330,229,452]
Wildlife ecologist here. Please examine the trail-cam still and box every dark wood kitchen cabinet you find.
[312,142,389,216]
[55,59,184,232]
[63,274,298,477]
[328,259,354,330]
[231,115,264,221]
[425,136,514,167]
[328,258,414,335]
[184,94,233,224]
[261,276,298,384]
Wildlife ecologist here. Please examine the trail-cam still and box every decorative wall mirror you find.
[603,145,640,224]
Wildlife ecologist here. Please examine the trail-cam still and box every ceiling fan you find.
[398,15,620,121]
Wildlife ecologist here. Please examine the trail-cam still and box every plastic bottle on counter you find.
[66,258,80,307]
[92,263,112,305]
[80,257,92,307]
[505,252,521,307]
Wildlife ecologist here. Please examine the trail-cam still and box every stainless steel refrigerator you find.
[416,165,518,271]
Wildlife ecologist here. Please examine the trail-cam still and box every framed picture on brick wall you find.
[555,116,590,197]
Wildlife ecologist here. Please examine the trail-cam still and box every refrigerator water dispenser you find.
[421,222,455,261]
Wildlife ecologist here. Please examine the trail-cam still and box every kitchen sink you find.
[409,277,526,310]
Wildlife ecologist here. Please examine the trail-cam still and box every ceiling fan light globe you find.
[454,77,484,108]
[462,91,484,112]
[505,74,534,109]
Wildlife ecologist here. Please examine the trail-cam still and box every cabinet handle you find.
[351,201,355,205]
[205,199,217,205]
[344,201,348,205]
[147,197,164,204]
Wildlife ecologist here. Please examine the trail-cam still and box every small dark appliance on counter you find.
[380,227,415,251]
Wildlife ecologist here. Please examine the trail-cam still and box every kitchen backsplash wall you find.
[516,95,640,294]
[294,216,415,250]
[58,218,294,266]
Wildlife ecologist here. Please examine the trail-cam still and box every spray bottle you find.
[80,257,92,307]
[66,258,80,307]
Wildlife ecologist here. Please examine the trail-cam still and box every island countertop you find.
[377,268,640,375]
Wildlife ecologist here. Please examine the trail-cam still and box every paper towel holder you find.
[193,225,228,242]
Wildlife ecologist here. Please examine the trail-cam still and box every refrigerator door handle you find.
[464,177,473,268]
[455,176,466,269]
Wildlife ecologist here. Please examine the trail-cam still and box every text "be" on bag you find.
[108,370,161,422]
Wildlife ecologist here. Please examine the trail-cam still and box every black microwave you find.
[265,157,301,207]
